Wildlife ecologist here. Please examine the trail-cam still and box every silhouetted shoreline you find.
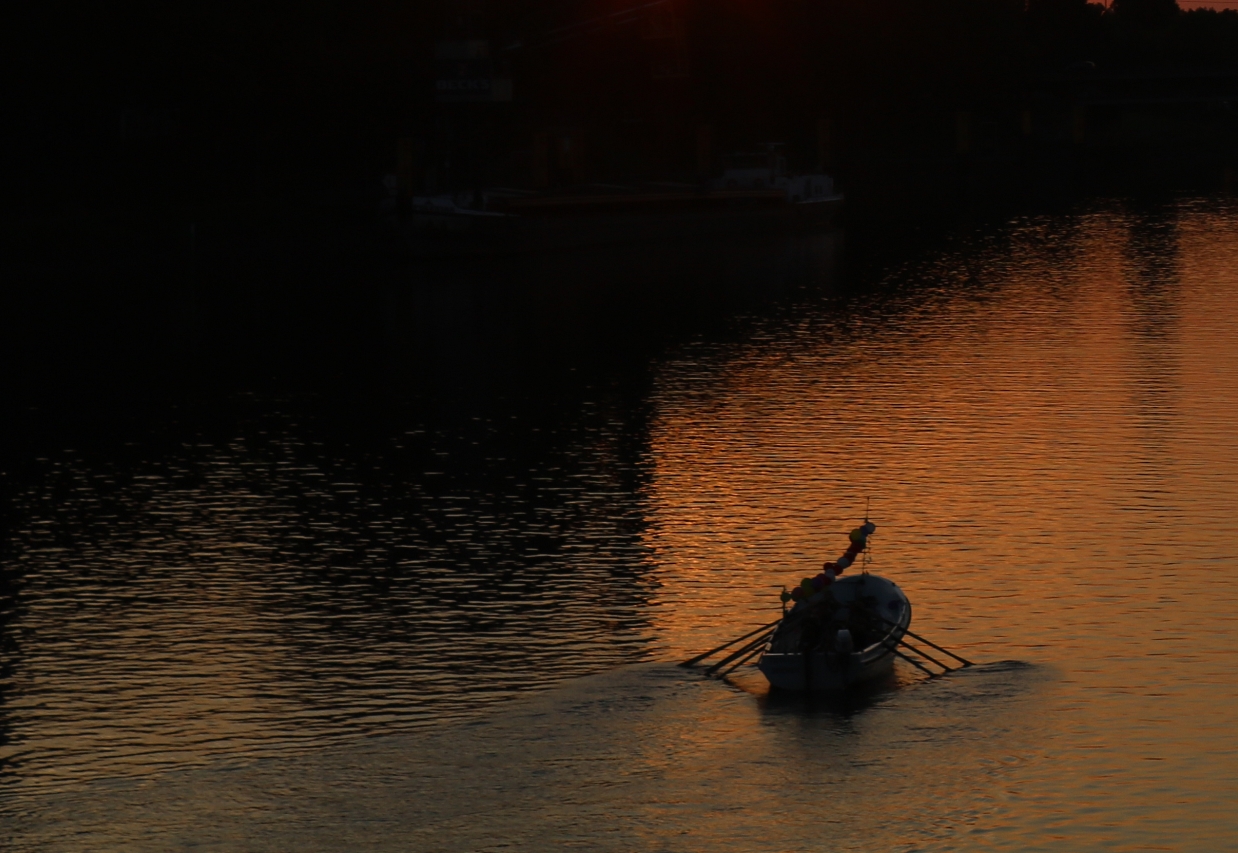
[12,0,1238,220]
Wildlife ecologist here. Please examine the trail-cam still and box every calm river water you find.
[3,198,1238,851]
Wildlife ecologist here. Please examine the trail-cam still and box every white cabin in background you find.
[710,143,843,205]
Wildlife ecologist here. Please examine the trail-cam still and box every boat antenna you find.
[863,497,872,574]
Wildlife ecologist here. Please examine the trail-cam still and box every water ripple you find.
[4,197,1238,850]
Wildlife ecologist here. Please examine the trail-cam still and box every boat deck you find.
[759,574,910,691]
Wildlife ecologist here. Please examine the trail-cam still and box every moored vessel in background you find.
[384,144,843,259]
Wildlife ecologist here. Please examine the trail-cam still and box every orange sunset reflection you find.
[642,202,1238,682]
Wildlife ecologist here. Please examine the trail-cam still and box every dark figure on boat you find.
[792,588,884,659]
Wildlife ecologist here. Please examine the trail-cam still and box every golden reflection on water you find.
[633,200,1238,849]
[5,199,1238,851]
[644,203,1238,668]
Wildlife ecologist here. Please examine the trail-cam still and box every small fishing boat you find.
[683,519,970,687]
[757,573,911,691]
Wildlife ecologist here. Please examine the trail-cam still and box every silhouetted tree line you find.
[11,0,1238,213]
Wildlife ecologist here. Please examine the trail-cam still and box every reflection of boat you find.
[758,573,911,692]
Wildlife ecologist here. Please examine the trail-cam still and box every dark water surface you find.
[4,200,1238,851]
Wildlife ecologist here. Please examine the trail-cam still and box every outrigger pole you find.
[880,641,938,677]
[868,614,974,677]
[711,640,768,678]
[703,628,778,676]
[898,638,954,672]
[680,618,782,668]
[876,614,974,668]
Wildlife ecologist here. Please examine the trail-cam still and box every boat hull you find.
[758,574,911,692]
[757,647,896,691]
